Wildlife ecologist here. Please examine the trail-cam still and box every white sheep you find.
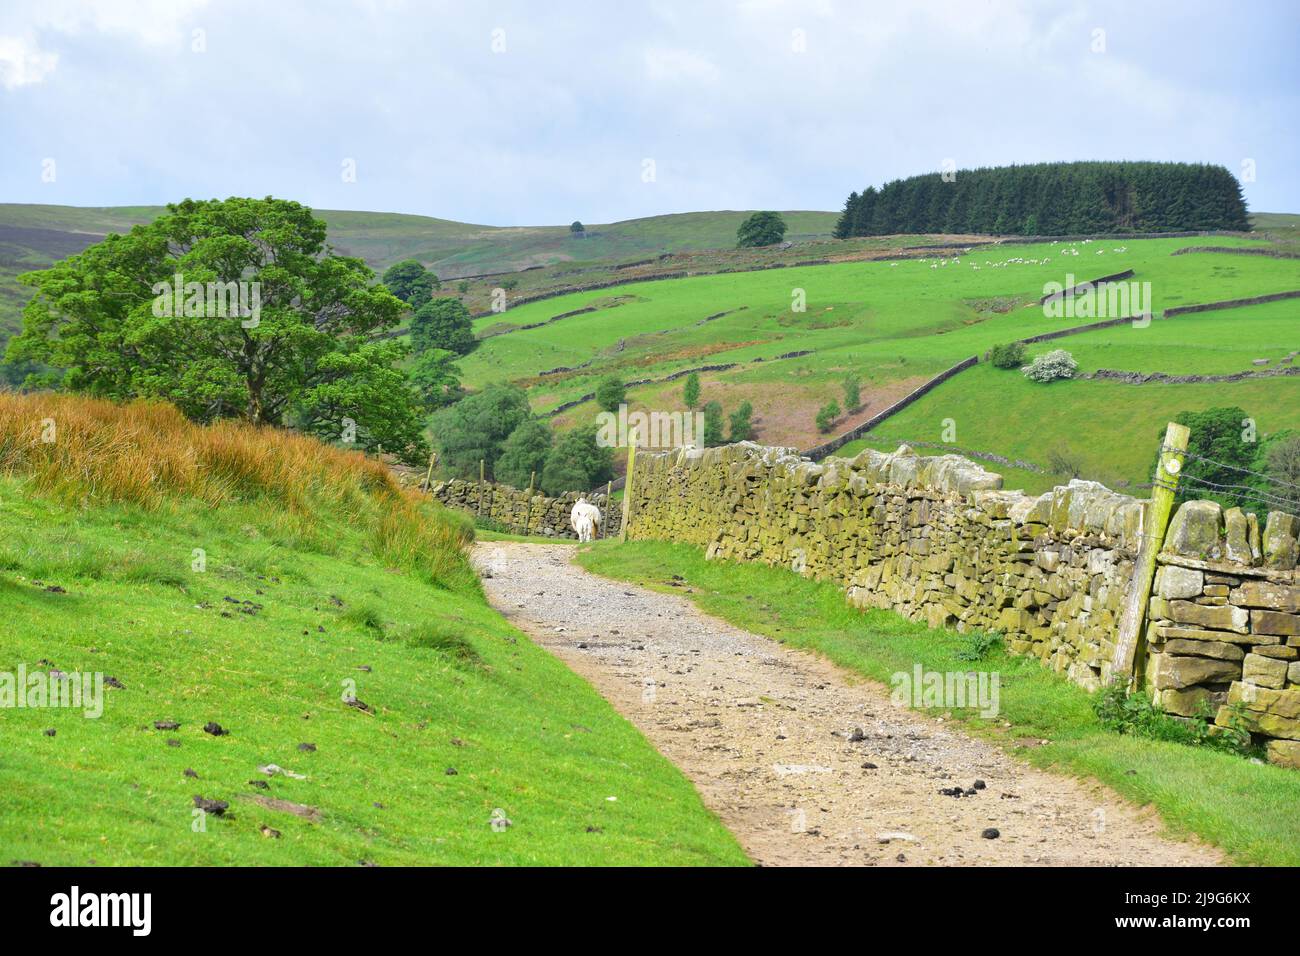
[570,496,602,542]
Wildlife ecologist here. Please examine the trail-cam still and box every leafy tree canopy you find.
[816,400,840,434]
[682,372,700,410]
[702,400,725,446]
[409,348,463,412]
[736,211,788,248]
[1160,406,1260,513]
[7,196,429,463]
[495,418,553,490]
[728,400,754,442]
[595,374,626,413]
[411,298,476,356]
[432,382,532,479]
[540,423,614,496]
[381,259,440,309]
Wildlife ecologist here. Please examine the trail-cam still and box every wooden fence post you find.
[523,471,536,535]
[1112,421,1190,685]
[421,450,438,492]
[618,427,639,542]
[601,480,612,538]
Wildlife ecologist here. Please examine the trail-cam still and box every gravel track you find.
[474,541,1222,867]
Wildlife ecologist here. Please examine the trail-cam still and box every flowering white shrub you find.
[1021,349,1079,383]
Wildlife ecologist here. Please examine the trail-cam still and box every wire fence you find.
[1153,442,1300,515]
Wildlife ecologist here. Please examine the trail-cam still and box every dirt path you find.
[473,542,1222,867]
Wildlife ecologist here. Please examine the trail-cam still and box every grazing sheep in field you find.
[570,497,602,542]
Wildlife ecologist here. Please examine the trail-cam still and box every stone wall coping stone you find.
[1157,551,1298,584]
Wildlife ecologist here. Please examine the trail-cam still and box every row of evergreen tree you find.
[833,161,1249,238]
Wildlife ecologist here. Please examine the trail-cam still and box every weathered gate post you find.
[601,480,612,538]
[421,450,438,492]
[1111,421,1190,685]
[523,471,536,535]
[618,427,639,542]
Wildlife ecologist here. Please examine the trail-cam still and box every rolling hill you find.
[4,202,1298,501]
[0,204,840,353]
[458,234,1300,491]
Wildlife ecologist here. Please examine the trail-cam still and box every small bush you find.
[988,342,1027,369]
[815,400,840,434]
[342,602,386,636]
[399,623,483,666]
[954,631,1003,662]
[842,375,861,412]
[1021,349,1078,383]
[1046,445,1084,478]
[1092,683,1255,757]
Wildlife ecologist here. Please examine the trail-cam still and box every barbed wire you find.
[1158,443,1300,493]
[1135,476,1297,513]
[1177,473,1299,512]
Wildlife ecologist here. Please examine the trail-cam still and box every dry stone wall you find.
[624,441,1300,767]
[1149,502,1300,767]
[429,478,621,539]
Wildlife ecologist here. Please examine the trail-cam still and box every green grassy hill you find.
[458,236,1300,487]
[0,394,746,866]
[5,202,1297,498]
[0,203,840,350]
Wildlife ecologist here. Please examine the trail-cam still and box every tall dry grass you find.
[0,392,472,586]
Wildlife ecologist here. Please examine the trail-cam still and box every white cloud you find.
[0,34,57,89]
[643,47,721,85]
[25,0,211,46]
[0,0,1294,218]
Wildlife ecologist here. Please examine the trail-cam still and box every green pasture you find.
[462,238,1299,411]
[0,480,745,866]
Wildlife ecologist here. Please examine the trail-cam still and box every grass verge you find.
[0,397,746,866]
[576,540,1300,866]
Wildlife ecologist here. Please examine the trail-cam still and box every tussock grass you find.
[0,392,473,589]
[340,602,387,635]
[0,393,394,509]
[396,622,484,666]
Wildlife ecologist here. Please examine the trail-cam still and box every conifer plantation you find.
[833,161,1250,238]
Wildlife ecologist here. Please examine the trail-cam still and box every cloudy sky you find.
[1,0,1296,225]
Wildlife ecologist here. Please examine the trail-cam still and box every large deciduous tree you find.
[495,418,553,490]
[7,197,430,463]
[736,211,787,248]
[540,424,613,496]
[382,259,440,309]
[431,382,533,479]
[411,298,476,356]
